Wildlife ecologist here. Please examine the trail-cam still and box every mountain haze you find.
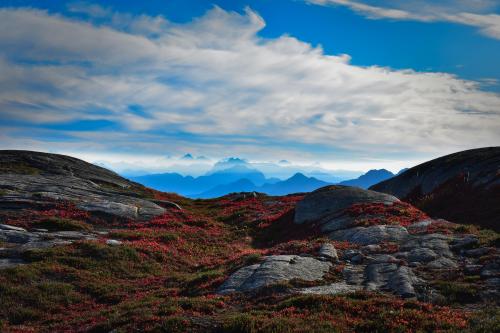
[339,169,394,189]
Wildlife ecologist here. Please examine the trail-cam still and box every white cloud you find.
[308,0,500,39]
[0,6,499,166]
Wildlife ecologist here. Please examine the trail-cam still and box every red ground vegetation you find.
[345,201,429,228]
[0,194,492,332]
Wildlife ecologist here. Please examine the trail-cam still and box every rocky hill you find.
[0,150,170,220]
[0,151,498,332]
[370,147,500,231]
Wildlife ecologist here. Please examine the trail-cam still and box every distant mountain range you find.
[131,165,267,195]
[131,165,396,198]
[194,172,331,198]
[339,169,394,189]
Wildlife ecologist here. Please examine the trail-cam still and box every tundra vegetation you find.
[0,192,497,332]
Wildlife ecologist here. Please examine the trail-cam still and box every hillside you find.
[371,147,500,231]
[0,151,498,332]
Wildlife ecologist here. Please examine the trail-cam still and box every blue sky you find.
[0,0,499,173]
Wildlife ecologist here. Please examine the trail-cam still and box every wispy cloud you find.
[0,5,499,166]
[308,0,500,39]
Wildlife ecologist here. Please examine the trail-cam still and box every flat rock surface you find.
[330,225,409,245]
[298,282,362,295]
[0,227,98,262]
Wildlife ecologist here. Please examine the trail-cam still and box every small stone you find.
[480,262,500,279]
[0,258,25,269]
[465,247,493,258]
[318,243,338,261]
[451,235,478,251]
[351,254,364,264]
[362,244,382,254]
[106,239,122,246]
[408,219,433,231]
[426,257,458,269]
[0,224,27,232]
[371,254,398,263]
[408,248,438,263]
[464,264,482,275]
[343,249,361,260]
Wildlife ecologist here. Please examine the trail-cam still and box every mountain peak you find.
[339,168,394,189]
[289,172,308,180]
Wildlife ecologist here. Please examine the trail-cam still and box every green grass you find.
[463,307,500,333]
[455,225,500,247]
[32,217,93,232]
[434,281,481,305]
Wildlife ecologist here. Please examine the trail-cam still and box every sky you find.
[0,0,499,174]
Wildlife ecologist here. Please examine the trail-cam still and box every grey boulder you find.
[294,186,399,225]
[318,243,338,261]
[218,255,332,294]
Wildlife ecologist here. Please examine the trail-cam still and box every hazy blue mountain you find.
[194,178,257,199]
[130,172,197,194]
[211,157,249,171]
[195,165,267,187]
[339,169,394,189]
[259,173,331,195]
[131,165,267,196]
[191,172,332,198]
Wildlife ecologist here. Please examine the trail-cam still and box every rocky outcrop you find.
[370,147,500,231]
[217,255,332,294]
[0,223,100,263]
[294,186,398,225]
[218,185,499,303]
[0,150,167,220]
[364,258,421,298]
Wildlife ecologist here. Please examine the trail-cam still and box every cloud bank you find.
[0,5,499,167]
[308,0,500,40]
